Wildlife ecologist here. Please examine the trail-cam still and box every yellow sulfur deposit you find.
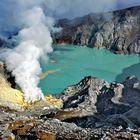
[0,69,63,111]
[45,96,63,107]
[0,74,27,108]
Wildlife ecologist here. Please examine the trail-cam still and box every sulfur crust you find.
[0,74,27,107]
[45,95,63,107]
[0,73,63,110]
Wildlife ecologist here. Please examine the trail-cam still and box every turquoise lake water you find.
[39,45,140,95]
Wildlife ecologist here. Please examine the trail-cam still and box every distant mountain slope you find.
[54,6,140,54]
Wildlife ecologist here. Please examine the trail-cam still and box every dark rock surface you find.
[0,105,140,140]
[1,76,140,139]
[55,76,140,130]
[54,6,140,54]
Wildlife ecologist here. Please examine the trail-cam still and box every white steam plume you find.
[5,6,53,102]
[1,0,140,35]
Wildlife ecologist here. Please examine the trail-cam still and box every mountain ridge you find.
[54,5,140,54]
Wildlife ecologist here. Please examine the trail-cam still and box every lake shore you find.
[1,64,140,139]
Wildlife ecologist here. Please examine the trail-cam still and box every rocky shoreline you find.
[1,6,140,55]
[0,64,140,139]
[54,6,140,54]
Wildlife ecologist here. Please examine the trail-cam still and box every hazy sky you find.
[43,0,140,18]
[117,0,140,9]
[0,0,140,36]
[44,0,140,18]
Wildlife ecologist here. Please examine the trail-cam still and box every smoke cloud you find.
[0,1,54,102]
[5,7,53,102]
[0,0,140,102]
[1,0,140,36]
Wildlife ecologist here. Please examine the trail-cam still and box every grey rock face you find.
[54,6,140,54]
[1,76,140,139]
[60,76,109,117]
[1,108,140,140]
[57,76,140,129]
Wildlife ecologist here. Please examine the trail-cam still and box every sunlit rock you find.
[0,64,63,111]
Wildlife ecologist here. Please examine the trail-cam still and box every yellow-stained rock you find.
[9,120,56,140]
[0,71,63,111]
[0,74,27,109]
[28,96,63,112]
[52,109,81,121]
[36,131,56,140]
[6,133,15,140]
[45,96,63,108]
[9,120,38,135]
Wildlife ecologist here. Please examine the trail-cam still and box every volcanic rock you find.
[54,76,140,129]
[0,63,63,112]
[0,63,140,139]
[54,6,140,54]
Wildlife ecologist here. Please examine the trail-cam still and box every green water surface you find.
[39,45,140,95]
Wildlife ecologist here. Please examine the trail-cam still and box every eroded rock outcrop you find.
[2,108,140,140]
[0,64,140,139]
[54,6,140,54]
[54,76,140,129]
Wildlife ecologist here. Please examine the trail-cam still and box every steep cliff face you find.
[54,6,140,54]
[54,76,140,129]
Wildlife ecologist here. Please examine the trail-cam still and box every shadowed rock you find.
[54,76,140,129]
[0,63,140,139]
